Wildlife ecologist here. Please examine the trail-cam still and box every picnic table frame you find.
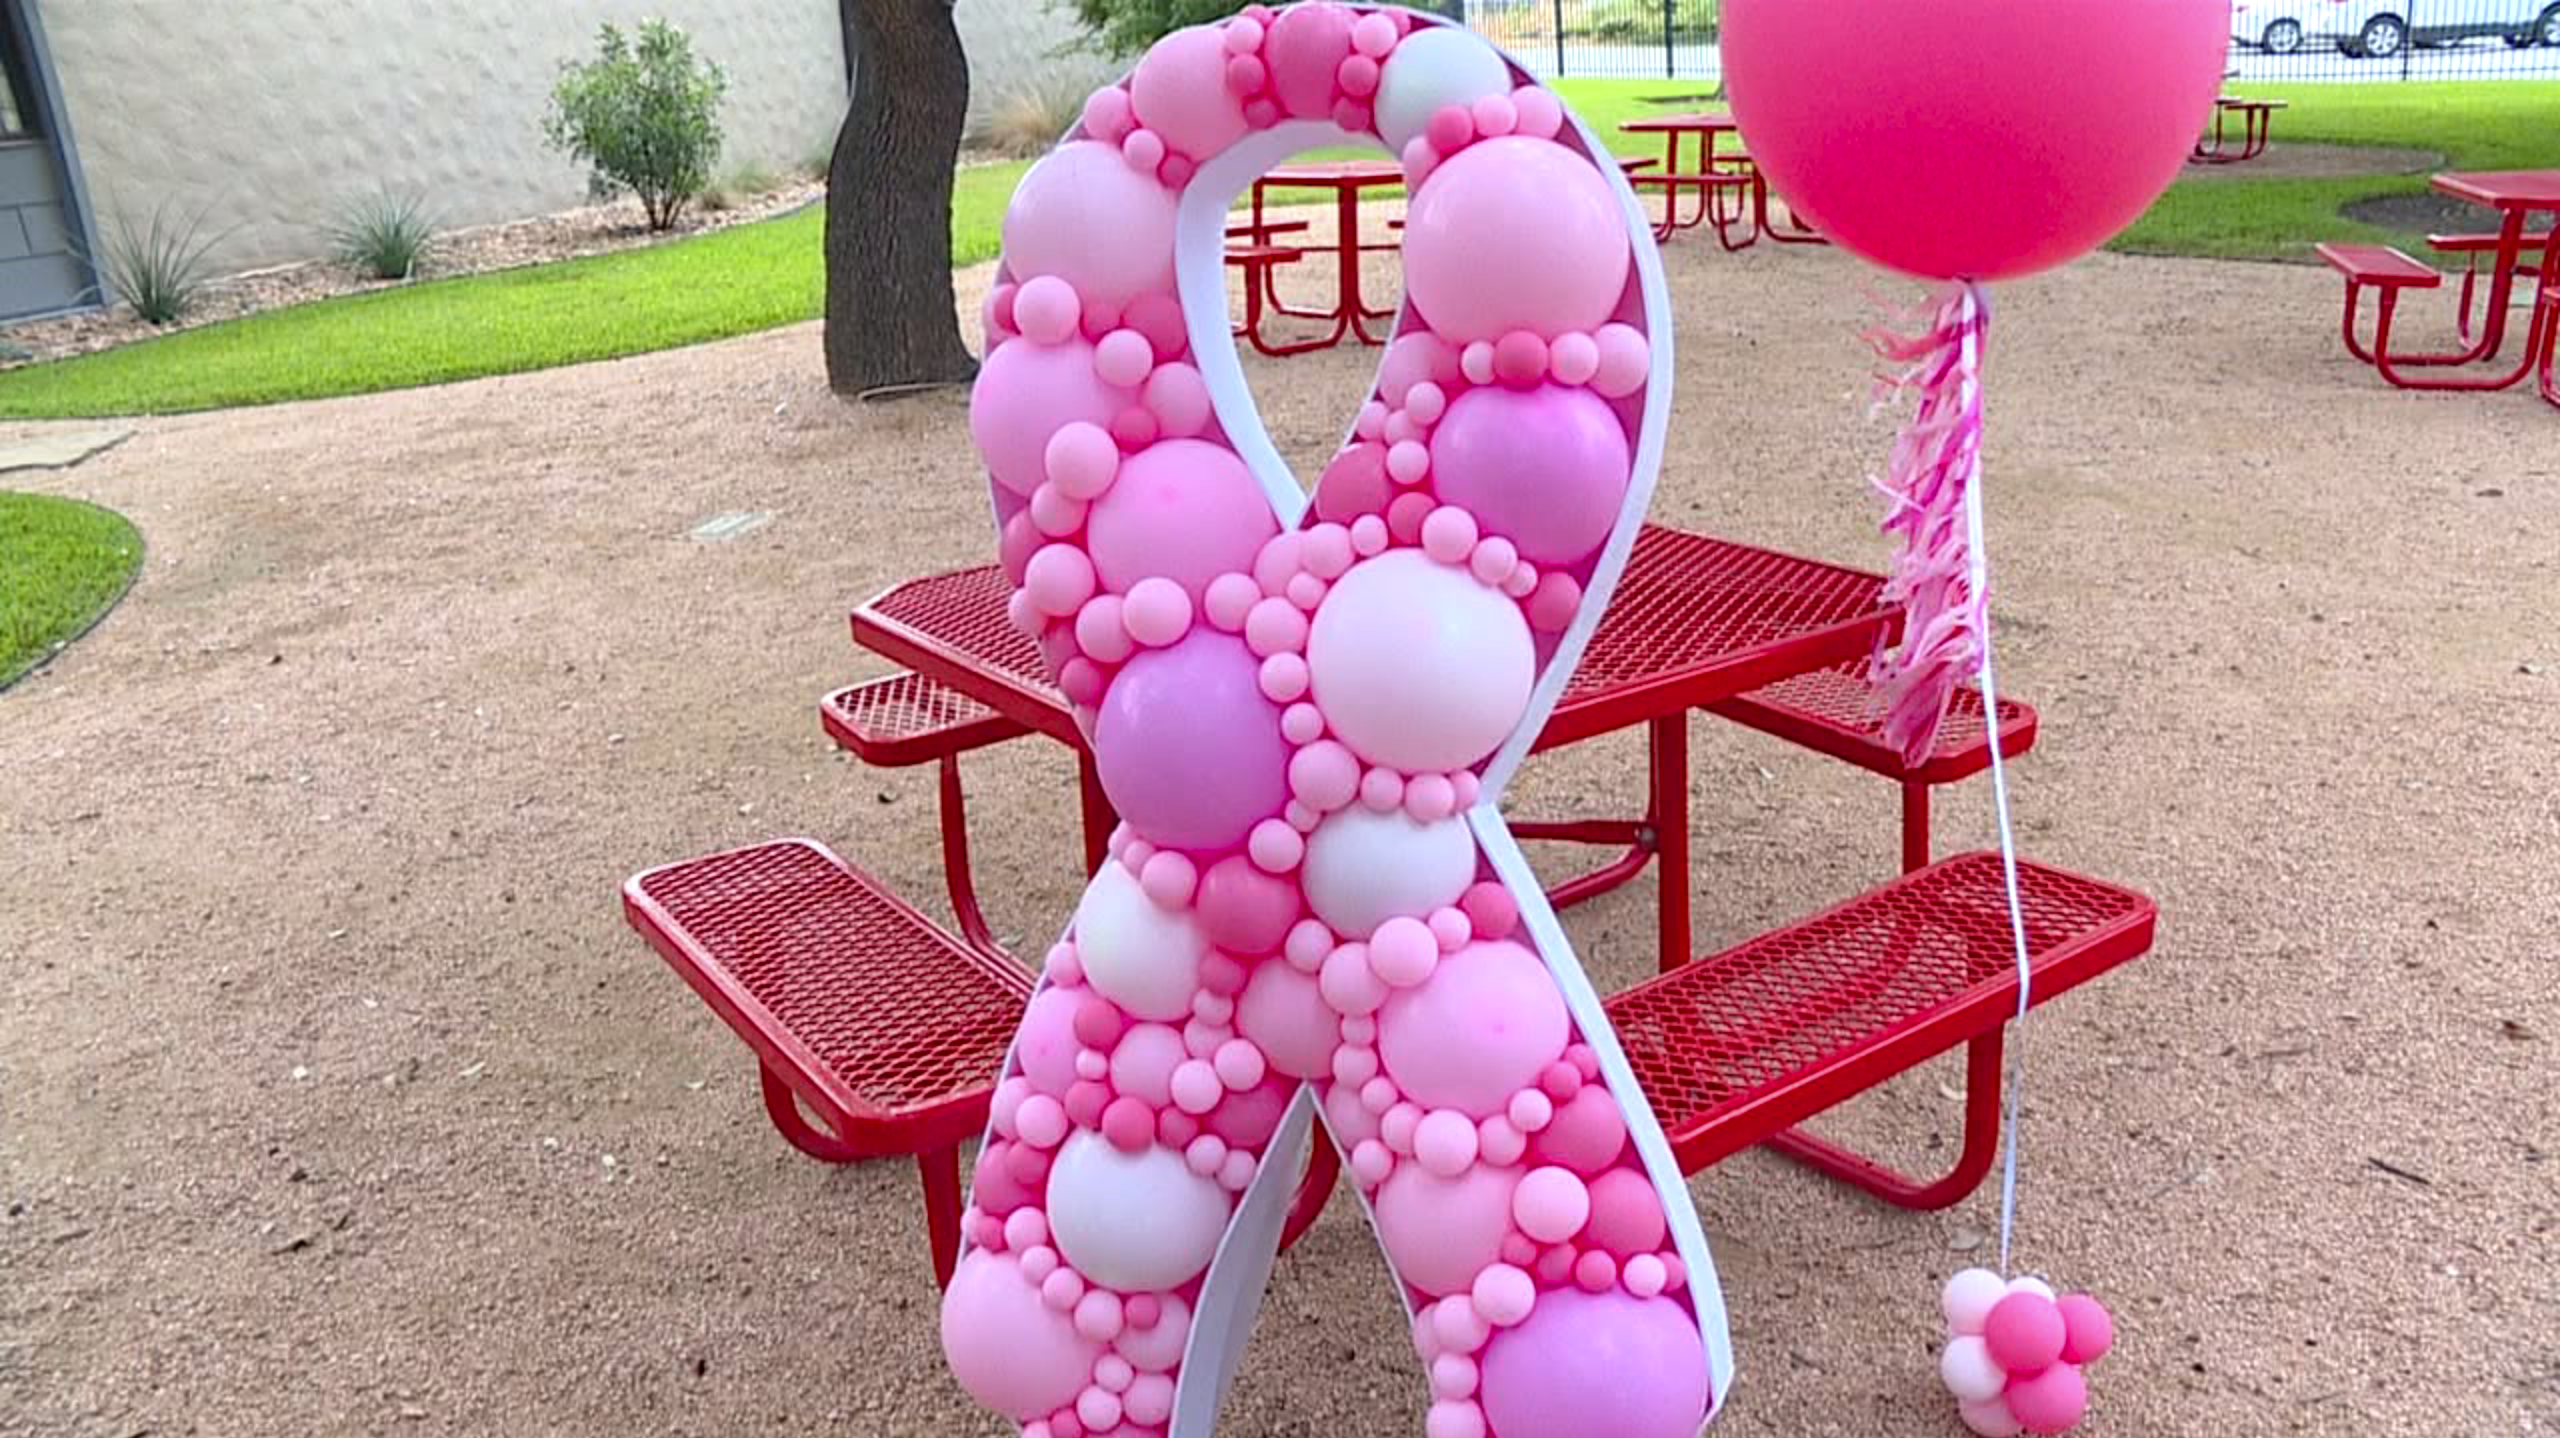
[850,525,1900,974]
[2349,170,2560,392]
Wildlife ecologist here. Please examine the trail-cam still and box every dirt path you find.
[2,239,2554,1437]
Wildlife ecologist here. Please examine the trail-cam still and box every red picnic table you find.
[1231,155,1660,356]
[1619,112,1824,251]
[2318,169,2560,400]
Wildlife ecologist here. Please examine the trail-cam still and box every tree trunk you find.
[824,0,978,396]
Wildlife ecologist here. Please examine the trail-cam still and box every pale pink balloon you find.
[1429,382,1631,568]
[1305,549,1535,775]
[1721,0,2225,281]
[1378,940,1569,1117]
[939,1250,1106,1419]
[1085,439,1280,602]
[1001,140,1178,314]
[971,336,1135,497]
[1131,25,1250,159]
[1374,1160,1522,1296]
[1265,2,1355,118]
[1402,137,1631,343]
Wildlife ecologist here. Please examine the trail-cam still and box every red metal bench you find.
[2428,228,2555,344]
[622,838,1034,1285]
[1710,661,2038,875]
[2315,242,2443,367]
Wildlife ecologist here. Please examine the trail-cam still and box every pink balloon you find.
[1373,1161,1521,1297]
[1001,140,1179,312]
[1305,549,1535,775]
[1014,985,1085,1097]
[2005,1361,2089,1435]
[1476,1289,1708,1438]
[1235,959,1339,1079]
[1378,940,1569,1118]
[1428,383,1631,568]
[1402,137,1630,343]
[939,1250,1105,1419]
[1720,0,2225,281]
[1093,629,1290,852]
[971,337,1136,497]
[1131,26,1250,159]
[1265,2,1355,118]
[1085,439,1280,603]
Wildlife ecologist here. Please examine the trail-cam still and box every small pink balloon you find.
[1378,939,1569,1117]
[1984,1293,2068,1375]
[1404,138,1630,343]
[2056,1294,2114,1365]
[1374,1161,1522,1297]
[1086,439,1278,603]
[1131,25,1249,157]
[2005,1362,2088,1435]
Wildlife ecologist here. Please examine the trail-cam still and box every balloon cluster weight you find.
[945,6,1730,1436]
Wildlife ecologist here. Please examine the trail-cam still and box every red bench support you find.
[623,839,1036,1284]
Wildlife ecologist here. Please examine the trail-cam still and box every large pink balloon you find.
[1002,140,1180,311]
[970,336,1135,498]
[1401,136,1631,343]
[1721,0,2226,281]
[1477,1289,1708,1438]
[940,1249,1106,1419]
[1086,439,1280,601]
[1429,383,1631,568]
[1093,629,1290,852]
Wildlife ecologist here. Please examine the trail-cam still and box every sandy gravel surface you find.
[2,235,2554,1438]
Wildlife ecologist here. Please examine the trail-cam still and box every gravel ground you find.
[1,237,2554,1438]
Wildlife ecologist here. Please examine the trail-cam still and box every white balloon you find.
[1301,805,1479,937]
[1073,859,1207,1021]
[1047,1132,1234,1293]
[1374,27,1517,153]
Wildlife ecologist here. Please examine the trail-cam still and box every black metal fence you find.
[1458,0,2560,82]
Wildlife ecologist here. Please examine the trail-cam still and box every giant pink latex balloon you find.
[1086,439,1280,601]
[1378,939,1570,1117]
[1092,629,1290,852]
[1401,136,1631,343]
[1721,0,2226,281]
[1429,383,1631,568]
[939,1249,1106,1419]
[1001,140,1181,311]
[1477,1288,1709,1438]
[970,337,1136,498]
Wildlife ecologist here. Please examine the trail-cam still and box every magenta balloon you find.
[1402,137,1631,343]
[970,336,1136,498]
[940,1249,1106,1419]
[1428,383,1631,568]
[1085,439,1280,601]
[1720,0,2226,281]
[1001,140,1180,312]
[1264,3,1355,118]
[1093,629,1290,852]
[1477,1289,1709,1438]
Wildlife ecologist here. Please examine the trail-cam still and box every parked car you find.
[2232,0,2559,55]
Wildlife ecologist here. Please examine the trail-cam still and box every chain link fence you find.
[1457,0,2560,81]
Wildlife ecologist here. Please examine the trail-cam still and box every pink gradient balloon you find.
[971,337,1137,499]
[2006,1362,2089,1435]
[1720,0,2226,281]
[940,1249,1106,1419]
[1428,383,1631,567]
[1130,25,1249,159]
[1378,940,1569,1117]
[1086,439,1281,602]
[1476,1289,1708,1438]
[1402,137,1631,343]
[1014,985,1086,1097]
[1001,140,1180,312]
[1093,630,1290,852]
[1373,1161,1522,1297]
[1236,959,1339,1080]
[1306,549,1535,775]
[1264,2,1355,118]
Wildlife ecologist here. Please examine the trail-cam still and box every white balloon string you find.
[1953,282,2035,1277]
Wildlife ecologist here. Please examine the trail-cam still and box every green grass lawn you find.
[0,76,2549,419]
[0,491,142,688]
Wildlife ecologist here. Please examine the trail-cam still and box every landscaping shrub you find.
[326,190,436,280]
[543,19,727,232]
[91,201,226,326]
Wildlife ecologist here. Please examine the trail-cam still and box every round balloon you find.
[1720,0,2226,281]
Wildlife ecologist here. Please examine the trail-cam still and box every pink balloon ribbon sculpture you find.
[943,7,1731,1436]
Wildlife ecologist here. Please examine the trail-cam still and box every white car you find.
[2232,0,2559,55]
